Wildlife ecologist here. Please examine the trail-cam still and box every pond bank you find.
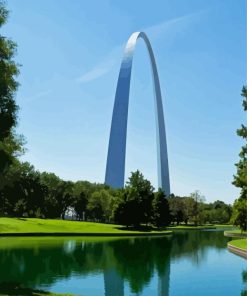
[224,230,247,259]
[228,239,247,259]
[224,230,247,238]
[0,231,172,237]
[167,225,216,230]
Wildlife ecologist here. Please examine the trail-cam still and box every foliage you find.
[0,1,24,187]
[231,198,247,231]
[126,170,154,225]
[112,171,155,227]
[189,190,205,226]
[1,162,47,217]
[152,189,170,227]
[168,195,185,225]
[168,193,232,226]
[87,189,114,222]
[231,86,247,231]
[233,86,247,199]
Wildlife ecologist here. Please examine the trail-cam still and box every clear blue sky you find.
[3,0,247,203]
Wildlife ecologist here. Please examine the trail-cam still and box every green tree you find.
[125,170,154,226]
[111,190,131,226]
[233,86,247,198]
[152,189,170,228]
[40,172,74,219]
[73,191,88,220]
[168,194,185,225]
[1,162,46,217]
[190,190,205,226]
[231,198,247,232]
[0,1,21,184]
[87,189,114,222]
[183,196,197,224]
[112,171,154,227]
[231,86,247,231]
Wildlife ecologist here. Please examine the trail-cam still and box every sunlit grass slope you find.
[229,239,247,250]
[0,218,171,235]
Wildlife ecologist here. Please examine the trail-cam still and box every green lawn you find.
[228,238,247,251]
[0,218,171,236]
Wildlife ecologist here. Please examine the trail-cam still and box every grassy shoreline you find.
[224,229,247,258]
[167,224,234,230]
[224,230,247,238]
[227,238,247,259]
[228,239,247,250]
[0,218,171,236]
[167,225,215,230]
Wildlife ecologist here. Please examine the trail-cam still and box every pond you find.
[0,230,246,296]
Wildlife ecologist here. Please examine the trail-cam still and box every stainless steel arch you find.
[105,32,170,195]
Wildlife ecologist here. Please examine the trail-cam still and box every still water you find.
[0,230,246,296]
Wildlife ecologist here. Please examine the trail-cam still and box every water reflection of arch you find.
[104,268,124,296]
[103,237,171,296]
[103,262,170,296]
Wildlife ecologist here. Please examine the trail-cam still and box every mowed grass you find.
[0,218,171,235]
[229,238,247,250]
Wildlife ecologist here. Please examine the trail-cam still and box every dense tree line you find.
[0,162,232,227]
[0,166,171,227]
[169,193,232,226]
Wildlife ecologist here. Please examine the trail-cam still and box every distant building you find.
[64,207,77,220]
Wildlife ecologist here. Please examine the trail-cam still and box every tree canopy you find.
[0,1,24,188]
[231,86,247,231]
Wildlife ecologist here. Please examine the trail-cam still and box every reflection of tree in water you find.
[0,231,232,295]
[0,242,107,287]
[242,270,247,296]
[0,237,172,294]
[171,230,229,266]
[109,237,171,294]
